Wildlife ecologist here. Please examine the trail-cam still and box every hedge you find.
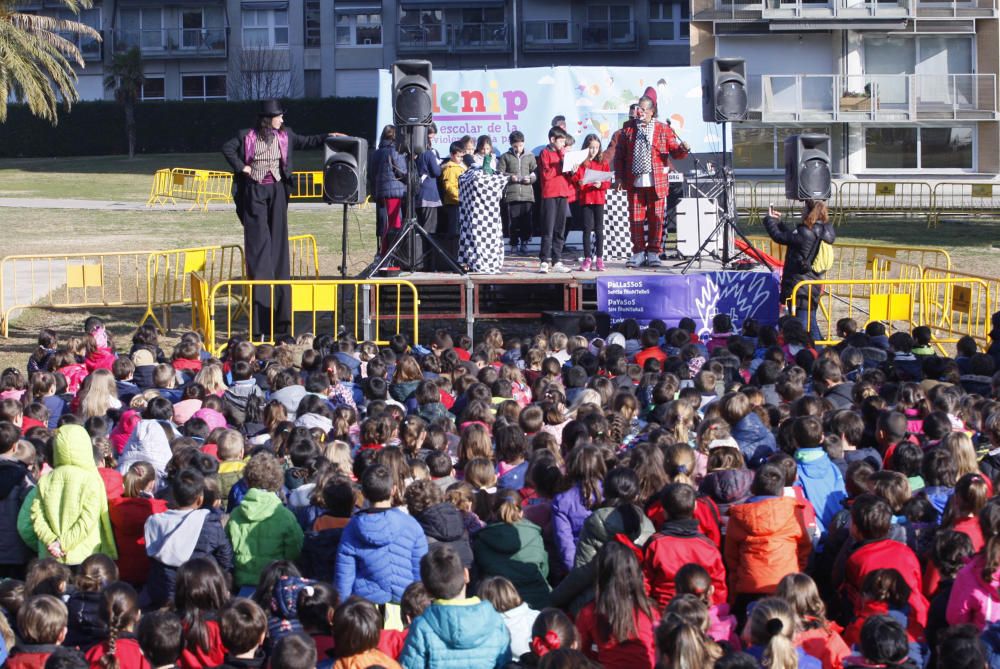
[0,97,378,158]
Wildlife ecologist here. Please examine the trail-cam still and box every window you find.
[649,1,689,43]
[459,7,505,45]
[335,13,382,45]
[180,7,225,50]
[181,74,227,100]
[304,70,321,97]
[865,126,973,170]
[524,20,569,43]
[141,77,165,101]
[242,8,288,48]
[304,0,321,47]
[586,5,633,44]
[57,8,101,59]
[120,8,162,50]
[733,126,826,170]
[399,9,443,45]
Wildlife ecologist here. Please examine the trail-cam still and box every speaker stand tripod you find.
[360,138,465,278]
[680,122,773,274]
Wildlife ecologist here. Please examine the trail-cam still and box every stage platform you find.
[370,250,745,336]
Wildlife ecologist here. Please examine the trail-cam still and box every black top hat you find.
[258,99,285,117]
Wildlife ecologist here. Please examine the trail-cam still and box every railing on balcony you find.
[113,27,228,57]
[397,22,509,52]
[761,73,997,122]
[521,20,638,51]
[697,0,995,18]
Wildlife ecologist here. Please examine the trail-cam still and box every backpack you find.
[811,238,834,274]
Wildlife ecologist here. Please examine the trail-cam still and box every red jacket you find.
[110,496,168,585]
[100,468,124,500]
[173,358,203,374]
[6,645,60,669]
[613,119,688,198]
[795,621,851,669]
[925,514,984,597]
[85,636,151,669]
[576,602,659,669]
[843,539,928,634]
[634,346,667,368]
[179,620,226,669]
[643,519,728,609]
[573,159,610,206]
[85,348,117,373]
[539,146,573,199]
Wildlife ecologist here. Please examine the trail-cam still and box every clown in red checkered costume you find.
[613,86,690,267]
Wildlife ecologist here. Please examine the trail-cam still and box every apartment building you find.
[691,0,1000,174]
[36,0,691,103]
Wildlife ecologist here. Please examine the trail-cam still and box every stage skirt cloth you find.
[604,188,632,260]
[458,171,509,274]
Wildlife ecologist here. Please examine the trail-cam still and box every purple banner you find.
[597,271,781,339]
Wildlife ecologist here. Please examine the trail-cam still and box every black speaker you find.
[323,136,368,204]
[392,60,433,126]
[701,57,748,123]
[541,311,612,338]
[784,133,831,201]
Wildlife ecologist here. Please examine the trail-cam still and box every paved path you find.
[0,197,330,211]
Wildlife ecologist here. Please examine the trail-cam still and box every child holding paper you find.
[573,134,611,272]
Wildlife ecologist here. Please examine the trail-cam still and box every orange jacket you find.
[333,648,402,669]
[724,496,811,596]
[795,622,851,669]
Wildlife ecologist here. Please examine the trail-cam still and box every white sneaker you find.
[626,252,645,268]
[645,251,662,267]
[539,261,550,274]
[552,262,572,273]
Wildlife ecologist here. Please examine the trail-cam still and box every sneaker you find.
[645,251,662,267]
[595,258,606,272]
[552,262,572,273]
[580,258,592,271]
[626,252,645,268]
[539,261,550,274]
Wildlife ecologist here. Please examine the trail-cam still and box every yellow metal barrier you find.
[836,181,933,227]
[922,266,1000,349]
[747,181,823,226]
[288,234,321,278]
[929,182,1000,228]
[0,251,156,337]
[202,279,421,356]
[190,271,212,340]
[141,244,246,333]
[790,277,991,347]
[146,169,175,207]
[290,171,324,200]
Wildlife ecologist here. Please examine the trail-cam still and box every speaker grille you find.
[800,159,831,199]
[715,81,748,121]
[326,162,359,203]
[396,85,432,124]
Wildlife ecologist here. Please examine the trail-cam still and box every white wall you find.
[76,75,106,101]
[335,69,378,97]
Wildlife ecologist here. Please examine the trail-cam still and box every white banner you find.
[375,65,731,157]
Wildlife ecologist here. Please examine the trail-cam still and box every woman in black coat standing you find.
[222,99,338,338]
[763,199,835,338]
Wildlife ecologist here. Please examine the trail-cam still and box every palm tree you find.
[104,47,144,158]
[0,0,102,123]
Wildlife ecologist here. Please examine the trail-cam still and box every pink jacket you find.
[946,553,1000,629]
[708,603,741,650]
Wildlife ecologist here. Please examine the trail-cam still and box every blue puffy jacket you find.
[372,142,407,200]
[730,413,777,468]
[417,148,443,204]
[335,507,427,604]
[400,597,511,669]
[795,448,847,531]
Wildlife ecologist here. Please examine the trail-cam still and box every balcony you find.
[397,22,510,53]
[521,20,638,51]
[761,73,998,122]
[112,27,228,58]
[695,0,995,19]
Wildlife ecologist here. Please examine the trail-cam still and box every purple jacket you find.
[551,483,602,571]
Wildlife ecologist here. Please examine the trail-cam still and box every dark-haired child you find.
[925,530,975,665]
[0,421,32,579]
[947,499,1000,629]
[137,610,183,669]
[143,468,233,609]
[82,582,147,669]
[65,554,117,650]
[328,599,400,669]
[216,599,267,669]
[643,483,727,611]
[399,544,510,668]
[842,569,916,647]
[537,126,573,274]
[792,415,846,530]
[842,615,918,669]
[675,563,740,650]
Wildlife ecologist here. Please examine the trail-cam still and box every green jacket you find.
[17,487,40,556]
[226,487,304,586]
[473,519,550,609]
[31,425,118,564]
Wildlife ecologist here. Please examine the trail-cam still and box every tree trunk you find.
[125,102,136,159]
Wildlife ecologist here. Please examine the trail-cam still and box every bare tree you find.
[229,45,300,100]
